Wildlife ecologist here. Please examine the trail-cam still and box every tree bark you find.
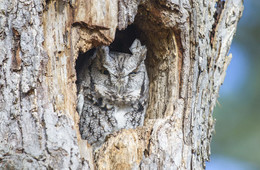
[0,0,243,169]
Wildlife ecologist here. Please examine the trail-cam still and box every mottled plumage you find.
[77,39,149,148]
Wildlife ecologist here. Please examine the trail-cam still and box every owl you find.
[77,39,149,148]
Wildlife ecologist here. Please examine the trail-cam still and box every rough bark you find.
[0,0,243,169]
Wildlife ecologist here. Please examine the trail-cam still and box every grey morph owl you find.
[77,39,149,148]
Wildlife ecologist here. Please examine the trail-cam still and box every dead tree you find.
[0,0,243,169]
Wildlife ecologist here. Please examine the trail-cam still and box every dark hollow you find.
[75,25,142,92]
[109,25,140,54]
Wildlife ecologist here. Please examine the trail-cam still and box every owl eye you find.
[130,72,137,75]
[101,69,109,75]
[130,68,139,75]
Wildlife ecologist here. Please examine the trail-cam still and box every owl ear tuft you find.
[97,46,113,68]
[129,39,147,61]
[129,39,142,53]
[97,46,109,59]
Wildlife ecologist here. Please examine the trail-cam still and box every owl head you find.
[91,39,148,105]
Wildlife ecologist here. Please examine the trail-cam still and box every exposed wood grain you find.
[0,0,243,169]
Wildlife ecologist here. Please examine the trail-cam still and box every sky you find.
[207,1,260,169]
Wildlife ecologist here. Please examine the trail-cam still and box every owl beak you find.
[116,85,124,95]
[115,76,128,96]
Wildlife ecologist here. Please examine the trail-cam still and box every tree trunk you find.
[0,0,243,169]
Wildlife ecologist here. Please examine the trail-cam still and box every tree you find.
[0,0,243,169]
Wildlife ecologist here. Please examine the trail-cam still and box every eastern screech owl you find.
[77,39,149,148]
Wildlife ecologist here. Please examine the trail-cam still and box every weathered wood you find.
[0,0,243,169]
[73,0,118,50]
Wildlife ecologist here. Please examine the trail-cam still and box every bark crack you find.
[210,0,225,47]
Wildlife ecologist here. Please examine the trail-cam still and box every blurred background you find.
[207,1,260,170]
